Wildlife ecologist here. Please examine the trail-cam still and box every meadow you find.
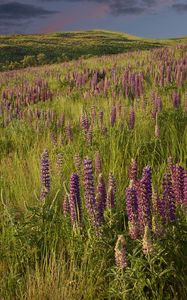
[1,29,187,71]
[0,39,187,299]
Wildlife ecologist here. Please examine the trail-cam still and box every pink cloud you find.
[40,3,109,34]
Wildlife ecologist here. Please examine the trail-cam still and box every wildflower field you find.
[0,41,187,299]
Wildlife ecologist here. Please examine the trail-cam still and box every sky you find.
[0,0,187,38]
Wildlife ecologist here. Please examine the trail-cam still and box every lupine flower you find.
[115,235,128,270]
[172,164,184,204]
[125,186,139,239]
[162,172,176,222]
[97,173,107,210]
[40,149,50,200]
[184,171,187,205]
[63,193,70,217]
[69,173,82,225]
[138,166,152,232]
[94,151,102,174]
[83,157,99,226]
[142,226,154,255]
[129,159,138,184]
[128,106,135,130]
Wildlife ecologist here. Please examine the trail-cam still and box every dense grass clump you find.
[0,42,187,299]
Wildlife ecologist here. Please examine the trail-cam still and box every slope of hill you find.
[1,29,186,71]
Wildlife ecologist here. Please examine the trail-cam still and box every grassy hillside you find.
[1,29,186,71]
[0,41,187,299]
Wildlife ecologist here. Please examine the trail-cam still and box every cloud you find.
[0,1,57,20]
[0,1,57,34]
[172,3,187,12]
[39,0,179,16]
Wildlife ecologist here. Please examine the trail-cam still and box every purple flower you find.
[172,164,184,205]
[97,173,107,210]
[83,157,99,227]
[69,173,82,225]
[184,170,187,205]
[129,159,138,183]
[125,186,139,239]
[40,149,50,200]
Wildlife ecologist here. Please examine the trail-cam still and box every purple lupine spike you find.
[69,173,82,225]
[125,186,139,239]
[63,194,70,217]
[115,235,128,270]
[162,172,176,222]
[40,149,50,200]
[184,171,187,205]
[94,151,102,174]
[128,106,135,130]
[129,159,138,184]
[110,105,116,127]
[74,153,81,173]
[172,164,184,204]
[83,157,99,226]
[97,173,107,210]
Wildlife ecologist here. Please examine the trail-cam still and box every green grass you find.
[1,29,187,71]
[0,42,187,299]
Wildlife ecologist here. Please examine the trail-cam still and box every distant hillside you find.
[0,29,187,71]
